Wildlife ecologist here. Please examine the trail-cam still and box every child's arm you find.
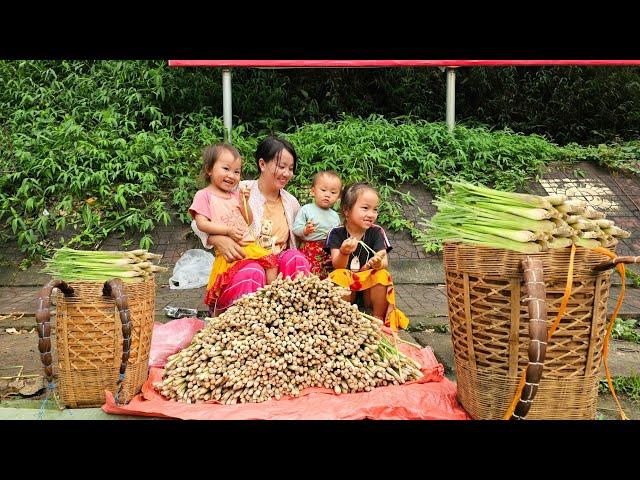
[195,213,245,243]
[237,187,253,226]
[194,213,232,236]
[292,207,309,238]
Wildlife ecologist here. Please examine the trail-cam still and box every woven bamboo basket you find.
[36,278,155,408]
[443,243,616,420]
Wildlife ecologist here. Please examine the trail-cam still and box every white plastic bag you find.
[169,249,214,289]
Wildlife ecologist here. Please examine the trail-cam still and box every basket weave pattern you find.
[55,279,155,407]
[444,243,611,420]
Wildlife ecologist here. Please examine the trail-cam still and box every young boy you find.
[293,170,342,279]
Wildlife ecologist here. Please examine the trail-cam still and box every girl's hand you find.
[360,251,386,271]
[228,225,246,242]
[366,254,383,270]
[340,237,358,255]
[303,219,315,236]
[240,187,251,201]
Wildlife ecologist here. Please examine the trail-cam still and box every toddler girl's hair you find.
[339,182,378,218]
[311,170,341,187]
[202,143,242,182]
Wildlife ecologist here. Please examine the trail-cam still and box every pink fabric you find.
[189,188,252,243]
[216,260,267,310]
[148,318,206,367]
[277,249,311,278]
[215,250,311,310]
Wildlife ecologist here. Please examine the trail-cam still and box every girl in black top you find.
[325,183,392,320]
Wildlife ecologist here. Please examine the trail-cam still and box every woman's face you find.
[259,149,295,190]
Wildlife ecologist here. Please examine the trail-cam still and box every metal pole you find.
[446,67,456,133]
[222,69,232,143]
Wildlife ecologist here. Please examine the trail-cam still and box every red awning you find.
[169,60,640,68]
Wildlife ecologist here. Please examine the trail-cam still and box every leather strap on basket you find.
[102,278,132,405]
[504,257,548,420]
[504,244,577,420]
[35,280,75,386]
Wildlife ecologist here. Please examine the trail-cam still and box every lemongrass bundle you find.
[425,180,633,253]
[42,247,167,282]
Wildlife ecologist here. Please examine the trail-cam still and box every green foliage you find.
[561,140,640,176]
[0,60,226,258]
[1,61,636,261]
[626,269,640,288]
[600,373,640,402]
[611,318,640,343]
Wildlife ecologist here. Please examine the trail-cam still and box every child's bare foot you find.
[265,267,278,284]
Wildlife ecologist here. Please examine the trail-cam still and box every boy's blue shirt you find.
[293,203,341,242]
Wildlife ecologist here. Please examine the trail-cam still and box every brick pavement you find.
[3,280,640,327]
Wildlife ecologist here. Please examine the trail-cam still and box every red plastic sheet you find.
[103,318,470,420]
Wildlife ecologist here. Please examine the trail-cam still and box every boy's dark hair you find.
[312,170,342,187]
[202,143,241,182]
[255,135,297,173]
[339,182,378,217]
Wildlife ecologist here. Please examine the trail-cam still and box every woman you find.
[202,135,311,314]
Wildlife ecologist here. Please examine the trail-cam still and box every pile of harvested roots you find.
[154,274,422,404]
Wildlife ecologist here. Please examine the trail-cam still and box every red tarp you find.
[103,318,471,420]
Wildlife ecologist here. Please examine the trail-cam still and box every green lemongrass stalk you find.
[462,224,539,243]
[579,230,603,239]
[145,265,169,273]
[564,214,581,224]
[53,247,131,259]
[432,200,556,232]
[426,223,542,253]
[556,203,586,215]
[357,241,378,256]
[46,256,135,266]
[596,219,615,228]
[549,237,574,249]
[574,236,601,249]
[449,181,553,209]
[136,252,163,261]
[570,220,598,231]
[471,201,551,220]
[552,226,574,237]
[565,199,587,208]
[603,226,631,238]
[584,207,605,219]
[544,194,568,206]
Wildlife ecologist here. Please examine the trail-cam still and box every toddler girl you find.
[189,143,277,315]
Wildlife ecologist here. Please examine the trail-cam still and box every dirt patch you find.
[0,328,55,400]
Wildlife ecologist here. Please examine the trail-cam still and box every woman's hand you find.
[208,235,247,262]
[340,237,358,256]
